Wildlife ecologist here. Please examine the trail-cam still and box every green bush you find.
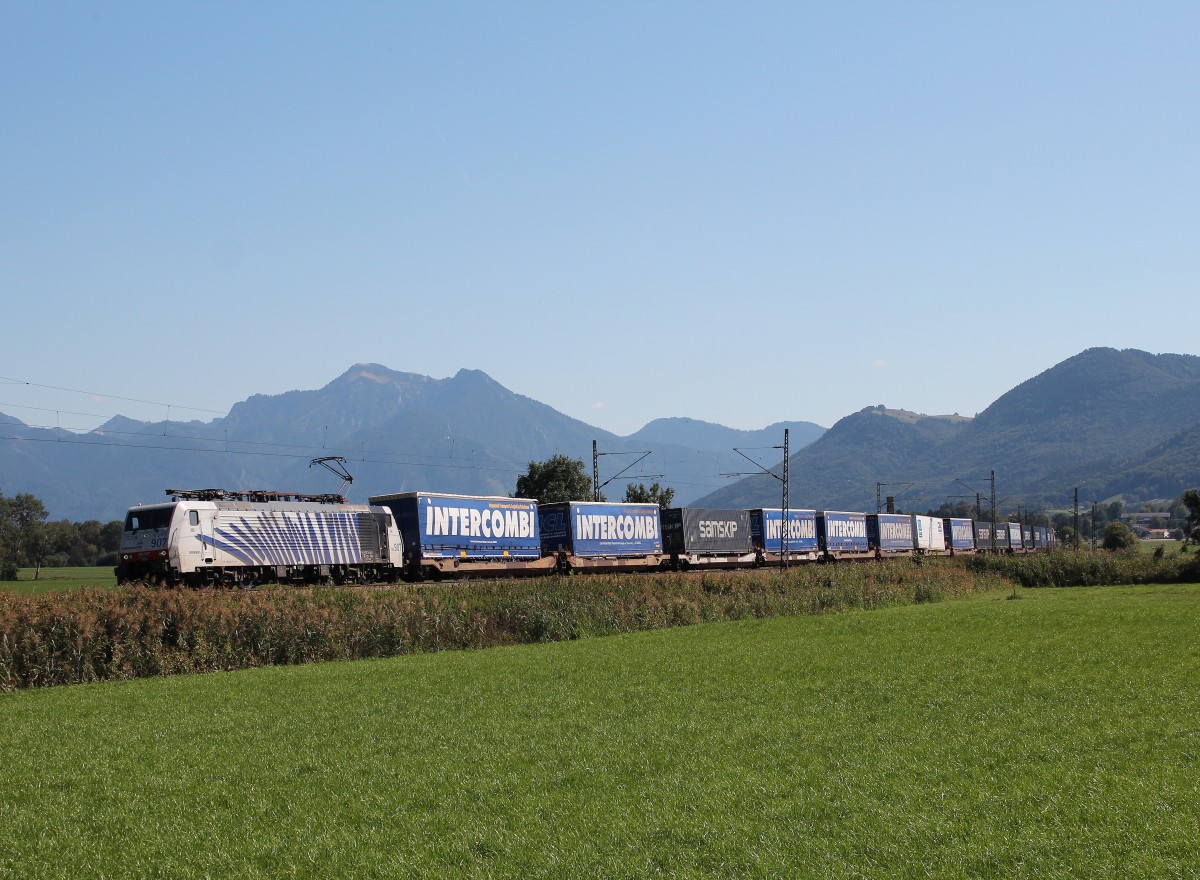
[1101,521,1140,553]
[966,549,1200,587]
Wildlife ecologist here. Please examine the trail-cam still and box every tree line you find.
[0,491,122,580]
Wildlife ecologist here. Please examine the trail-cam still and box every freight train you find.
[117,488,1057,586]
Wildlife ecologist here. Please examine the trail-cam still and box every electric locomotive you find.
[116,489,403,586]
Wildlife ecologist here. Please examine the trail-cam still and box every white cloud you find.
[591,401,605,409]
[873,360,887,369]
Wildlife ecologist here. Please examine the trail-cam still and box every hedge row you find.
[1,561,1003,690]
[966,548,1200,587]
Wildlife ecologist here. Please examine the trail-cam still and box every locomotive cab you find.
[116,503,181,584]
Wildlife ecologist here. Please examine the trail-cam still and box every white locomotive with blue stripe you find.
[116,489,403,586]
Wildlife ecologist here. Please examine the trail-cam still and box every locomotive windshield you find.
[125,507,174,531]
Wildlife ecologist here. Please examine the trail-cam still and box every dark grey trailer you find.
[662,507,755,569]
[973,521,996,552]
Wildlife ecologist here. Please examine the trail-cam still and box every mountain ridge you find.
[695,348,1200,513]
[0,366,824,520]
[4,348,1200,521]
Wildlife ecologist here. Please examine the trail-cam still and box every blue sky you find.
[2,2,1197,436]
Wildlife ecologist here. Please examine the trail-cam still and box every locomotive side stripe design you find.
[302,514,326,565]
[212,511,366,566]
[200,534,257,565]
[228,517,272,565]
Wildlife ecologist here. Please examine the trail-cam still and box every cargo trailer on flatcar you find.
[368,491,553,580]
[749,508,820,563]
[817,511,871,560]
[662,507,755,569]
[538,501,664,572]
[944,517,977,554]
[866,513,914,557]
[912,514,948,554]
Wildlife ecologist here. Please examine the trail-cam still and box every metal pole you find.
[990,470,997,551]
[781,428,790,569]
[593,440,599,502]
[1073,488,1079,552]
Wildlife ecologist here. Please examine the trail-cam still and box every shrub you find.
[1101,522,1140,553]
[966,549,1198,588]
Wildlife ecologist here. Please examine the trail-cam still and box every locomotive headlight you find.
[159,550,168,558]
[122,554,130,561]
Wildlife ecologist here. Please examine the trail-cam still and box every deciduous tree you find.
[1100,521,1139,553]
[514,455,596,503]
[1182,489,1200,545]
[623,482,675,510]
[0,491,49,580]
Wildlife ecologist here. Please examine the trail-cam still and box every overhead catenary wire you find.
[0,375,226,416]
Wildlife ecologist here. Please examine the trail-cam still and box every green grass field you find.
[2,566,117,594]
[2,584,1198,878]
[1139,539,1188,555]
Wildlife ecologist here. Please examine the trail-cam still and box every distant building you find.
[1123,512,1169,526]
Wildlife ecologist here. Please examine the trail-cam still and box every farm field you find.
[2,584,1198,879]
[4,566,117,595]
[1139,539,1188,555]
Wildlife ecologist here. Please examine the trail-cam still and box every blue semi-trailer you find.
[866,513,914,556]
[368,491,555,579]
[944,517,977,553]
[817,511,871,558]
[749,508,820,562]
[538,501,664,571]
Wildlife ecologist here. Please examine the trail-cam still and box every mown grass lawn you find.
[1,584,1197,879]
